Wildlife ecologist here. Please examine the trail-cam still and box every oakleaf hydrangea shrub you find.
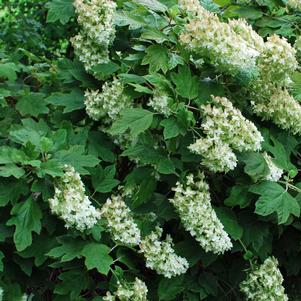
[2,0,301,300]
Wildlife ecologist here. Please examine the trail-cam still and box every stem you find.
[238,239,254,271]
[185,104,200,111]
[279,180,301,193]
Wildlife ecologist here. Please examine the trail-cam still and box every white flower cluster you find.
[201,96,263,152]
[263,152,283,182]
[179,0,260,77]
[100,194,141,246]
[249,35,301,135]
[170,173,232,254]
[254,35,297,88]
[48,165,101,231]
[0,287,3,301]
[228,18,264,51]
[287,0,301,10]
[251,88,301,135]
[180,0,301,136]
[148,90,172,117]
[189,137,237,173]
[74,0,116,46]
[71,34,109,71]
[103,278,148,301]
[189,96,263,172]
[84,78,132,122]
[240,257,288,301]
[71,0,116,71]
[139,226,189,278]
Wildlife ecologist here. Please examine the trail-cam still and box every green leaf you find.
[158,275,184,300]
[250,181,300,224]
[171,65,199,99]
[215,207,243,240]
[0,164,25,178]
[46,89,85,113]
[37,159,64,177]
[9,118,49,148]
[262,129,297,172]
[134,0,168,12]
[54,269,90,299]
[88,132,115,163]
[141,29,169,43]
[239,152,269,182]
[46,0,74,24]
[161,118,186,139]
[16,93,49,117]
[157,158,176,174]
[19,236,57,267]
[119,73,147,84]
[233,7,263,20]
[57,58,94,85]
[95,178,120,193]
[92,166,120,193]
[0,179,28,207]
[91,62,120,79]
[7,197,42,251]
[110,108,154,137]
[54,145,100,174]
[0,146,26,164]
[239,212,271,260]
[47,237,86,262]
[81,243,113,275]
[0,63,20,81]
[224,185,252,208]
[142,45,169,74]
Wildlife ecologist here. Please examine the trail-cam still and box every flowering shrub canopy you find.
[2,0,301,300]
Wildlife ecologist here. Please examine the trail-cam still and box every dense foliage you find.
[2,0,301,300]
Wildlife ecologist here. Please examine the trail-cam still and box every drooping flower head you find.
[170,173,232,254]
[188,137,237,173]
[48,165,101,231]
[74,0,116,47]
[228,18,264,51]
[263,152,283,182]
[139,226,189,278]
[100,194,141,246]
[188,96,263,173]
[251,88,301,135]
[201,96,263,152]
[148,89,172,117]
[240,257,288,301]
[103,278,148,301]
[179,0,260,78]
[287,0,301,11]
[71,34,110,71]
[84,78,132,122]
[255,35,297,88]
[72,0,116,71]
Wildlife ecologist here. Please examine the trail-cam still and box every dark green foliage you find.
[1,0,301,300]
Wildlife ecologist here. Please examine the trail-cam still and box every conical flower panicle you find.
[240,257,288,301]
[84,78,131,122]
[71,0,116,71]
[103,278,148,301]
[100,194,141,247]
[139,227,189,278]
[170,173,232,254]
[48,165,101,231]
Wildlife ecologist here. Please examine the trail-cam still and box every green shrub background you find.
[1,0,301,300]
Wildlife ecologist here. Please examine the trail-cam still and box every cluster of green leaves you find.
[1,0,301,300]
